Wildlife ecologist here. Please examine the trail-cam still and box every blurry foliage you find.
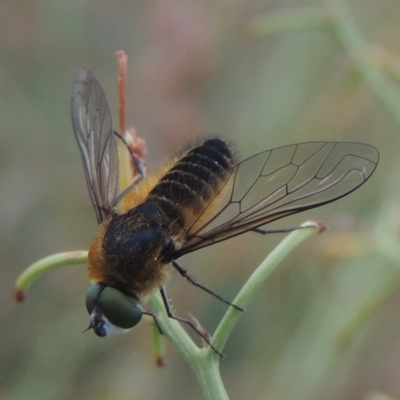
[2,0,400,399]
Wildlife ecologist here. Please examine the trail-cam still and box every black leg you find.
[172,260,243,312]
[143,311,163,335]
[113,129,145,180]
[252,226,306,235]
[159,286,224,357]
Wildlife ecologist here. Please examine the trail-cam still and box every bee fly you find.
[71,69,379,356]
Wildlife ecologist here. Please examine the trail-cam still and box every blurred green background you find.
[2,0,400,399]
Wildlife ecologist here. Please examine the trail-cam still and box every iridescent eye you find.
[98,287,143,329]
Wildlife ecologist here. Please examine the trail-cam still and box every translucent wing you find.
[175,142,379,256]
[71,70,119,223]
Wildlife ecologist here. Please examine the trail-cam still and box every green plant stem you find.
[210,221,321,353]
[149,221,321,399]
[15,251,88,294]
[146,291,230,399]
[15,221,321,400]
[147,291,201,359]
[191,354,229,400]
[151,319,167,367]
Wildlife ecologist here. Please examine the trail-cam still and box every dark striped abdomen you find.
[147,138,235,231]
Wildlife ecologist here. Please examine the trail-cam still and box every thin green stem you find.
[191,354,229,400]
[147,292,230,399]
[15,251,88,301]
[210,221,321,353]
[15,221,322,399]
[147,291,200,359]
[147,222,321,398]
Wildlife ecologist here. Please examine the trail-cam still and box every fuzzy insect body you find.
[71,69,379,352]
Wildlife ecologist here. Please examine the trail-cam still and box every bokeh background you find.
[2,0,400,399]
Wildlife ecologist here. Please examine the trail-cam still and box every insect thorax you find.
[97,139,236,295]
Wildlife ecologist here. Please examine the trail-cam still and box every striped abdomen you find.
[147,138,235,233]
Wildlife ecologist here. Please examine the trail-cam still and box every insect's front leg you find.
[159,286,224,357]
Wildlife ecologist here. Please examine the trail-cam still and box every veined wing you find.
[176,141,379,256]
[71,70,119,223]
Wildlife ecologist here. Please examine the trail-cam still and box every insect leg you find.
[252,226,307,235]
[142,311,163,335]
[113,129,145,180]
[159,286,224,357]
[172,260,244,311]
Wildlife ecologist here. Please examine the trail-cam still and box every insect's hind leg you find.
[172,260,243,312]
[252,225,311,235]
[159,286,224,357]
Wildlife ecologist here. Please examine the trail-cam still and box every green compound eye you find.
[85,284,103,314]
[98,287,143,329]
